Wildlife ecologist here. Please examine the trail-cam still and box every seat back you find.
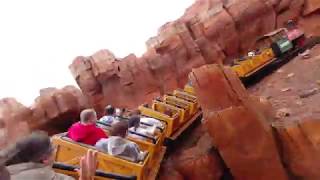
[52,133,150,180]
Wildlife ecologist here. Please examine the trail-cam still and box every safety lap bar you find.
[96,121,112,127]
[53,162,137,180]
[117,115,165,133]
[140,121,164,132]
[128,130,157,144]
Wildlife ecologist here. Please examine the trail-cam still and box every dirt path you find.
[248,45,320,121]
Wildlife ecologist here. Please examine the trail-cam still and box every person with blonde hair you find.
[68,109,107,146]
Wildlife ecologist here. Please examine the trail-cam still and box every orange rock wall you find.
[0,0,319,141]
[190,64,289,180]
[0,85,87,146]
[70,0,320,114]
[191,64,320,179]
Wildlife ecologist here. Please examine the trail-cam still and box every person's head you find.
[110,121,129,138]
[105,105,115,116]
[5,131,55,166]
[115,108,126,117]
[80,109,97,125]
[128,116,140,130]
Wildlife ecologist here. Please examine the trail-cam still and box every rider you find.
[68,109,107,146]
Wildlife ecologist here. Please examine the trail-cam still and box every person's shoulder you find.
[70,122,81,128]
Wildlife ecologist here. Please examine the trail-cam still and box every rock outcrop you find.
[70,0,320,113]
[190,64,288,180]
[0,85,87,140]
[0,98,32,149]
[273,118,320,179]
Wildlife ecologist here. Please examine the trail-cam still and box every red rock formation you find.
[171,133,223,180]
[69,0,319,113]
[174,147,223,180]
[190,64,288,180]
[158,167,184,180]
[154,22,208,87]
[0,98,32,148]
[226,0,277,53]
[31,86,86,134]
[273,119,320,179]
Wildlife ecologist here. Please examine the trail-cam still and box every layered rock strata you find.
[70,0,320,114]
[190,64,289,180]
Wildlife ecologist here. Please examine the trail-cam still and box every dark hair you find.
[105,105,115,115]
[128,116,140,130]
[111,121,129,137]
[5,131,53,165]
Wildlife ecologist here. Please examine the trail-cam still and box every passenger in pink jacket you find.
[68,109,107,146]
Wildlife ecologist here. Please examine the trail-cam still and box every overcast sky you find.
[0,0,194,105]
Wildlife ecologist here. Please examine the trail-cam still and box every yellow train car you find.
[152,100,187,125]
[96,119,167,177]
[184,84,195,95]
[231,48,275,78]
[163,95,196,117]
[139,99,201,141]
[53,162,136,180]
[165,93,198,115]
[173,89,198,107]
[231,28,296,79]
[52,133,161,180]
[138,102,181,138]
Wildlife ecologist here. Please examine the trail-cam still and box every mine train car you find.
[231,21,305,79]
[52,85,201,180]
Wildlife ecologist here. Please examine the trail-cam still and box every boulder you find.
[174,146,223,180]
[36,88,60,120]
[189,64,247,111]
[158,163,184,180]
[69,56,102,96]
[53,89,81,116]
[31,87,85,133]
[62,85,88,110]
[203,106,288,180]
[90,49,118,83]
[69,56,92,79]
[190,65,287,179]
[273,119,320,179]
